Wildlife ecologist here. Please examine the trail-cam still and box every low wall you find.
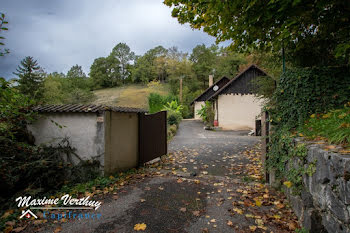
[285,139,350,233]
[28,112,105,168]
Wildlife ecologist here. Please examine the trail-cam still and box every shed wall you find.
[194,101,205,119]
[27,113,105,167]
[218,94,263,130]
[104,112,139,175]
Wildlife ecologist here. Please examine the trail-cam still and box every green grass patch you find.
[299,104,350,147]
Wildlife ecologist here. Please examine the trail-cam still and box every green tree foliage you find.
[42,68,95,105]
[164,0,350,66]
[131,46,168,83]
[111,43,135,83]
[90,56,121,88]
[190,44,216,88]
[0,13,9,56]
[14,56,44,101]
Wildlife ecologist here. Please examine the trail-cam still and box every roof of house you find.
[208,64,269,100]
[33,104,147,113]
[190,76,230,105]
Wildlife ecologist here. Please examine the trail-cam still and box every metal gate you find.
[139,111,167,164]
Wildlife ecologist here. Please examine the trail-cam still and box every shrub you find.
[148,93,178,113]
[167,110,182,126]
[197,101,215,127]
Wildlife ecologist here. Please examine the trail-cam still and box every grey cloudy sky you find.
[0,0,227,79]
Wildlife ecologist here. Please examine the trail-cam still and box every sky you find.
[0,0,228,79]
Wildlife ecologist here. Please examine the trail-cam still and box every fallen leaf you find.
[249,225,257,231]
[210,219,216,223]
[233,208,243,214]
[192,211,200,216]
[54,227,62,233]
[255,200,262,207]
[158,186,164,190]
[180,207,187,212]
[227,220,233,226]
[140,199,146,202]
[283,181,293,188]
[134,223,147,231]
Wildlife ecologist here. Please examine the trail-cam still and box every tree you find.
[0,13,9,57]
[164,0,350,66]
[111,43,135,83]
[67,64,87,79]
[14,56,44,100]
[89,56,121,89]
[190,44,216,88]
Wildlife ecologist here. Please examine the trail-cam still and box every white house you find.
[208,64,270,130]
[191,76,230,119]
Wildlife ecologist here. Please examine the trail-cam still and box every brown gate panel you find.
[139,111,167,164]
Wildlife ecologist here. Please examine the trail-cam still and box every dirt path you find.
[25,120,298,233]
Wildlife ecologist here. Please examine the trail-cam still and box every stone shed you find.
[28,104,147,175]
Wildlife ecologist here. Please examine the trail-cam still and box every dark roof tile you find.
[33,104,147,113]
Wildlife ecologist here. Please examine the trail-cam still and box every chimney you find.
[209,75,213,87]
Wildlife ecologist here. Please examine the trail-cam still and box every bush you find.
[148,93,178,113]
[269,66,350,130]
[167,110,182,126]
[197,101,215,127]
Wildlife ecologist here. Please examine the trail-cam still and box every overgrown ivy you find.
[266,66,350,194]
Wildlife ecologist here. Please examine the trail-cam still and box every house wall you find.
[27,113,105,167]
[194,101,205,119]
[104,112,139,175]
[218,94,263,130]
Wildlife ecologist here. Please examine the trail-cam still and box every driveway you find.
[29,119,298,233]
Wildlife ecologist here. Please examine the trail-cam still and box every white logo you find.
[20,209,38,219]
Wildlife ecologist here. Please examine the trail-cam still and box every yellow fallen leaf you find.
[233,208,243,214]
[283,181,293,188]
[255,200,262,207]
[134,223,147,231]
[140,199,146,202]
[210,219,216,223]
[249,225,257,231]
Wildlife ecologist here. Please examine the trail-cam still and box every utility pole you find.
[179,76,183,103]
[282,41,286,73]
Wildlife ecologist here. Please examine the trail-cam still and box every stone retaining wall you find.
[285,139,350,233]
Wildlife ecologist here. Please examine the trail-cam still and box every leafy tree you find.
[164,0,350,66]
[190,44,216,88]
[66,64,90,90]
[89,56,121,88]
[111,43,135,83]
[0,13,9,56]
[214,48,245,78]
[67,64,87,79]
[13,56,44,100]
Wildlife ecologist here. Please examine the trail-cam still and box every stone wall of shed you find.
[285,140,350,233]
[27,112,105,169]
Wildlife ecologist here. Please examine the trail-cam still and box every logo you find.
[20,209,38,219]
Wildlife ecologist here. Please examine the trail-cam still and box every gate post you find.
[261,110,270,183]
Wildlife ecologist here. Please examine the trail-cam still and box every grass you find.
[299,103,350,147]
[93,83,170,109]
